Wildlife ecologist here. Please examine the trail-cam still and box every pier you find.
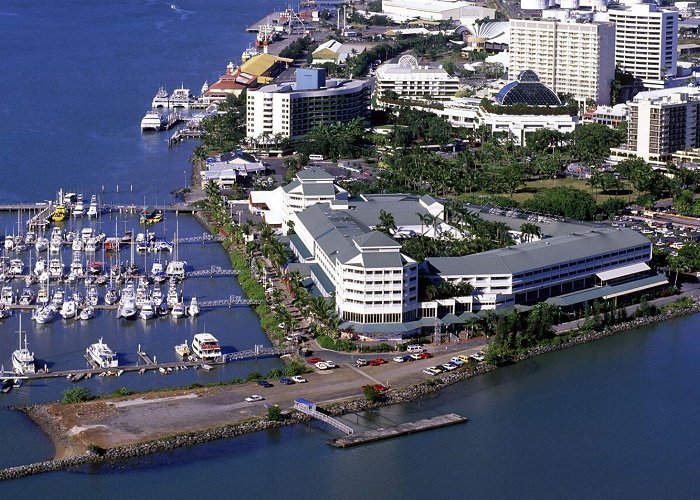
[294,398,354,436]
[328,414,468,448]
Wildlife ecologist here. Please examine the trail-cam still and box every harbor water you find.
[1,1,700,498]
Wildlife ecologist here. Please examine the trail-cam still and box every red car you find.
[375,358,387,364]
[419,352,432,359]
[306,357,323,364]
[368,359,382,366]
[373,384,389,392]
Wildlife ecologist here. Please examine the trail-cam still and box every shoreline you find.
[2,302,697,481]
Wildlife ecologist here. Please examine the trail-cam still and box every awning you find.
[596,262,650,282]
[440,313,464,325]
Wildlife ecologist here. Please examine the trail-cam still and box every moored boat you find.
[174,340,191,358]
[12,315,35,375]
[86,338,118,369]
[191,332,221,361]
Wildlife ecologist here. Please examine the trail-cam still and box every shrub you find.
[87,444,107,456]
[267,405,283,421]
[62,387,95,404]
[363,385,381,403]
[111,387,133,397]
[246,371,262,381]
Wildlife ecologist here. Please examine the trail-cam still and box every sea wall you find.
[4,304,697,481]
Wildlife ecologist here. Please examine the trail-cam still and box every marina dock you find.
[328,414,468,448]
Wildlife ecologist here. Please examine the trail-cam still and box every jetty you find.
[294,398,354,435]
[328,414,468,448]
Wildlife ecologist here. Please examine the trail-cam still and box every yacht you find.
[188,296,200,317]
[34,237,48,253]
[85,238,97,253]
[151,86,170,108]
[87,285,99,306]
[18,289,35,306]
[34,258,46,277]
[86,195,99,218]
[171,301,186,319]
[51,289,65,308]
[8,259,24,276]
[141,110,166,131]
[36,286,49,305]
[34,305,56,324]
[135,284,148,308]
[104,286,119,305]
[86,338,118,369]
[73,194,85,217]
[79,305,95,321]
[140,300,155,320]
[0,304,11,319]
[191,332,221,361]
[166,285,178,308]
[60,298,77,320]
[1,286,14,306]
[70,258,84,278]
[4,235,14,251]
[12,315,35,375]
[118,295,137,320]
[165,260,186,280]
[48,259,63,280]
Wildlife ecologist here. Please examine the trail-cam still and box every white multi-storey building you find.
[374,57,460,105]
[246,68,371,143]
[611,86,700,165]
[508,19,616,105]
[605,4,678,90]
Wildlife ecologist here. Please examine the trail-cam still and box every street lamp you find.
[183,170,187,188]
[236,210,243,226]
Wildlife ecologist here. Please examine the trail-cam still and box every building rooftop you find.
[240,53,293,77]
[495,70,562,107]
[425,227,650,276]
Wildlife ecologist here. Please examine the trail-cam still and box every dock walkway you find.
[329,413,467,448]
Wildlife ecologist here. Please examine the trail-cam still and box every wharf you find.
[246,12,281,32]
[328,414,467,448]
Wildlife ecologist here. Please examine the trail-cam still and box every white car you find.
[423,367,441,376]
[315,362,329,370]
[325,360,336,369]
[245,395,264,403]
[393,356,407,363]
[450,357,465,367]
[470,351,485,362]
[291,376,307,383]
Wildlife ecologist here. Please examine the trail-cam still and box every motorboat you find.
[165,260,186,280]
[140,300,155,320]
[86,195,99,218]
[191,332,221,361]
[73,194,85,217]
[8,259,24,276]
[88,261,103,275]
[50,204,67,222]
[70,258,84,278]
[86,338,118,368]
[141,110,166,131]
[34,258,47,276]
[72,238,84,252]
[0,304,11,319]
[4,235,14,251]
[166,285,178,308]
[34,237,48,253]
[18,289,35,306]
[36,286,49,305]
[87,285,99,306]
[157,302,169,316]
[152,286,163,303]
[118,296,137,320]
[51,289,65,308]
[188,296,200,317]
[60,299,77,320]
[79,305,95,321]
[171,301,186,319]
[174,340,191,358]
[104,286,119,305]
[34,305,56,324]
[85,238,97,254]
[48,259,63,280]
[152,86,170,108]
[1,286,14,306]
[241,46,259,62]
[12,315,35,375]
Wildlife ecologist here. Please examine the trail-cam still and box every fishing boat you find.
[34,305,56,324]
[73,194,85,217]
[140,300,155,320]
[191,332,221,361]
[60,298,77,320]
[34,237,48,253]
[12,315,35,375]
[174,340,191,358]
[86,338,118,368]
[86,195,99,218]
[166,285,178,308]
[188,296,200,317]
[171,301,186,319]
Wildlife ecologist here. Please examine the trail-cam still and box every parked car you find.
[256,380,273,388]
[393,356,407,363]
[373,384,389,392]
[279,377,294,385]
[409,353,422,361]
[306,357,323,364]
[442,363,458,371]
[419,352,433,359]
[355,358,368,367]
[422,367,441,376]
[457,355,471,364]
[375,358,387,364]
[469,351,485,362]
[315,361,329,370]
[291,375,307,383]
[245,395,264,403]
[450,357,465,367]
[325,360,336,369]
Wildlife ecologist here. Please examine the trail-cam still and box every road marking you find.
[346,363,386,386]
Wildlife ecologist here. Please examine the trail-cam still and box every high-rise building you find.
[508,19,616,105]
[246,68,371,143]
[605,4,678,89]
[374,57,461,105]
[611,87,700,164]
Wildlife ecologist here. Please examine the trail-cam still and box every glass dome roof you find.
[495,71,562,106]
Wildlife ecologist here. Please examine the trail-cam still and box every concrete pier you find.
[328,413,467,448]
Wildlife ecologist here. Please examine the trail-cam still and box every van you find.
[407,344,424,353]
[308,154,324,161]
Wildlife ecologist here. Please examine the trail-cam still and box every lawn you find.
[507,177,639,204]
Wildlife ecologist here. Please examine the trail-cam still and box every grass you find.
[506,178,639,204]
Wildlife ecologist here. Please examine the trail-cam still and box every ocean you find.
[1,1,700,498]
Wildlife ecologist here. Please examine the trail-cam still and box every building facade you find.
[508,19,616,105]
[374,58,460,105]
[605,4,678,90]
[246,68,371,143]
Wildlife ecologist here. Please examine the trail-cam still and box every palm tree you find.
[520,223,542,243]
[376,209,397,236]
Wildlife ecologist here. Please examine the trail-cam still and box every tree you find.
[376,209,397,236]
[519,223,542,243]
[570,123,624,164]
[62,387,94,404]
[524,186,597,220]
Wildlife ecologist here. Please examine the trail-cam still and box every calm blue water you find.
[2,1,700,498]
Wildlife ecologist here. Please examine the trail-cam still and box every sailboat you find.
[12,315,36,375]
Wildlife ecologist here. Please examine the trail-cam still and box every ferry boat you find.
[86,338,118,369]
[174,340,191,358]
[191,332,221,361]
[151,86,170,108]
[12,315,35,375]
[169,85,195,108]
[141,110,166,131]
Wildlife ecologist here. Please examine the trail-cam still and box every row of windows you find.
[342,312,402,324]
